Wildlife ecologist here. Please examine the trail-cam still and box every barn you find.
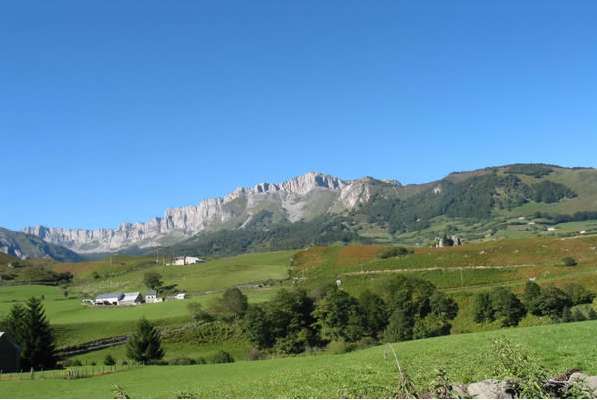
[94,292,124,305]
[120,292,142,305]
[0,332,21,372]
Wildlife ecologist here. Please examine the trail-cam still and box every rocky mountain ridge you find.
[23,172,400,254]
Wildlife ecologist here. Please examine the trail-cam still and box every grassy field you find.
[2,320,597,398]
[0,249,293,346]
[53,250,294,295]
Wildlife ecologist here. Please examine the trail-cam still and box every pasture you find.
[2,320,597,398]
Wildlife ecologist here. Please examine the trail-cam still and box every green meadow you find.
[2,320,597,398]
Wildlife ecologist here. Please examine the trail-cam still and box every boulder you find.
[466,379,517,399]
[568,372,597,396]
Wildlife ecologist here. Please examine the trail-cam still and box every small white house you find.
[145,290,162,304]
[175,293,187,300]
[172,256,205,266]
[95,292,124,305]
[120,292,143,306]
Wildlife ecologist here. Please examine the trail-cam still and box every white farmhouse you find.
[94,292,124,305]
[175,293,187,300]
[172,256,205,266]
[145,290,162,304]
[120,292,143,306]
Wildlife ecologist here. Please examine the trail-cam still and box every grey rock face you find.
[24,172,401,254]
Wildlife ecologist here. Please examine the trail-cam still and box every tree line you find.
[473,281,596,327]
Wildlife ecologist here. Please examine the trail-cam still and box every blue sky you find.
[2,1,597,230]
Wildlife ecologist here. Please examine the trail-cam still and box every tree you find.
[413,314,451,339]
[20,297,57,370]
[534,287,573,320]
[358,290,388,338]
[221,288,248,318]
[563,283,594,305]
[4,303,27,345]
[313,288,365,342]
[523,281,542,315]
[267,288,318,354]
[104,354,116,366]
[126,318,164,363]
[384,309,414,342]
[473,292,494,323]
[244,305,272,348]
[143,272,163,290]
[489,288,527,327]
[429,292,459,320]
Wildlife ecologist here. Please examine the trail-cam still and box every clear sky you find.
[2,1,597,230]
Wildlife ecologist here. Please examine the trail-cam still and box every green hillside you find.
[2,320,597,398]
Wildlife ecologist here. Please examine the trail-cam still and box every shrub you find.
[104,354,116,366]
[194,357,207,364]
[210,351,234,364]
[168,357,196,365]
[378,246,413,259]
[326,339,355,354]
[175,391,198,399]
[562,257,578,267]
[489,337,549,398]
[62,358,82,367]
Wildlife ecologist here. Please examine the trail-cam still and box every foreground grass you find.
[2,320,597,398]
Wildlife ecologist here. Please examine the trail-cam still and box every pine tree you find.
[20,297,57,370]
[126,318,164,363]
[5,303,27,345]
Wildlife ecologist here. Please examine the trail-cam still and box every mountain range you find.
[5,163,597,260]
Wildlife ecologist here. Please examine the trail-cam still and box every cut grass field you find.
[2,320,597,398]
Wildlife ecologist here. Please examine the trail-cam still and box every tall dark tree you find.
[4,303,27,345]
[523,281,542,315]
[20,297,57,370]
[358,290,388,338]
[473,292,494,323]
[126,318,164,363]
[244,305,272,348]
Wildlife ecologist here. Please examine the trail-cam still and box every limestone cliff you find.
[24,172,400,253]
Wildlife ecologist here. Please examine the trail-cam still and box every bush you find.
[103,354,116,366]
[195,357,207,365]
[168,357,196,365]
[62,358,82,367]
[562,257,578,267]
[326,340,355,354]
[210,351,234,364]
[378,246,413,259]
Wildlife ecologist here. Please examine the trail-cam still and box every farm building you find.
[94,292,124,305]
[145,290,162,303]
[171,256,205,266]
[0,332,21,372]
[120,292,143,305]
